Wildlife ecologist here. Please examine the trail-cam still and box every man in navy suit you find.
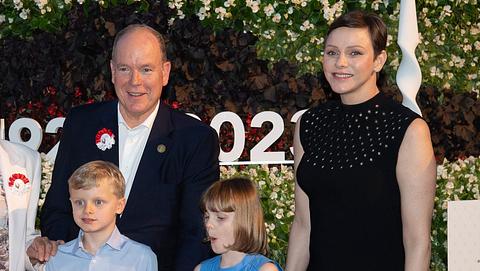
[37,24,220,271]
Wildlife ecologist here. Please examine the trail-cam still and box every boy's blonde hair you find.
[68,160,125,198]
[200,177,268,254]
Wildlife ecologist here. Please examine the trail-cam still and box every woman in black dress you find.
[286,10,436,271]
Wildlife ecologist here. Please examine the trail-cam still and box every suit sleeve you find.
[175,127,219,271]
[25,150,41,271]
[40,110,79,241]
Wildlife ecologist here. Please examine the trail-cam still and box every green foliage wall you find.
[1,0,479,95]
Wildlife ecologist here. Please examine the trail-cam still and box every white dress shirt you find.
[118,102,159,200]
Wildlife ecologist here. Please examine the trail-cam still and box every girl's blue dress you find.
[199,254,283,271]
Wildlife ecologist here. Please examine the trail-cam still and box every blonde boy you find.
[42,161,157,271]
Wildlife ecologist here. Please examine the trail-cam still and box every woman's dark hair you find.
[326,10,388,88]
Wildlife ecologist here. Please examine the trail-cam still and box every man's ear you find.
[374,50,387,72]
[110,60,116,85]
[162,61,171,87]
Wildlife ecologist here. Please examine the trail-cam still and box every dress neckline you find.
[340,92,384,113]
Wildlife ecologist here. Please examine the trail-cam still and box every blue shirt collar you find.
[67,226,126,256]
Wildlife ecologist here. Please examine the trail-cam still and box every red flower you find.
[95,128,115,151]
[8,173,29,187]
[171,101,180,109]
[8,173,30,193]
[44,86,57,96]
[74,87,82,98]
[96,128,113,143]
[47,103,58,116]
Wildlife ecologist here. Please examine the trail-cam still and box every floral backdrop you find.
[1,0,480,270]
[1,2,479,160]
[38,154,480,269]
[1,0,479,94]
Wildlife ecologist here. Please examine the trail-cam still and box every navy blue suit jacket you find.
[41,101,220,271]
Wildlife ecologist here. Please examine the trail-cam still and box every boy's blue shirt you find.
[45,226,157,271]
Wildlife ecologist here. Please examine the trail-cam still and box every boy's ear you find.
[116,197,126,214]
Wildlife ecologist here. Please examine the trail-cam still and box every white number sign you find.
[0,109,307,165]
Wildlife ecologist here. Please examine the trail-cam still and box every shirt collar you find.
[71,226,126,255]
[117,101,159,130]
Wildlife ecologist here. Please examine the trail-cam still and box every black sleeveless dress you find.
[296,92,420,270]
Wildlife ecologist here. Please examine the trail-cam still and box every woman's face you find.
[323,27,386,104]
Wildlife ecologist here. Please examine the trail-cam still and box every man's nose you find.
[130,70,142,85]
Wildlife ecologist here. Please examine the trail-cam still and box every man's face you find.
[110,29,171,127]
[69,180,125,240]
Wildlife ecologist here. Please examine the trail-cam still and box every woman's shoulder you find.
[299,100,341,124]
[379,92,421,118]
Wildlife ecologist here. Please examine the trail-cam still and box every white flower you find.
[474,41,480,50]
[220,166,229,175]
[224,0,235,7]
[0,15,5,24]
[270,191,278,200]
[246,0,260,13]
[295,52,303,61]
[13,0,23,10]
[286,30,299,41]
[263,4,274,17]
[197,7,208,20]
[272,13,281,23]
[300,20,313,31]
[269,223,276,230]
[19,9,29,20]
[34,0,48,9]
[96,132,115,151]
[177,9,185,19]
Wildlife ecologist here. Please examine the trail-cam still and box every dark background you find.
[1,2,479,161]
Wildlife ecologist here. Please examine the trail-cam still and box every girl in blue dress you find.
[194,177,283,271]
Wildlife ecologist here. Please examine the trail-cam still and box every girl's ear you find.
[373,50,387,72]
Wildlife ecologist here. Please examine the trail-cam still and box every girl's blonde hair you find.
[200,177,268,254]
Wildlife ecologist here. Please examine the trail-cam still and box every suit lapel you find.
[98,102,120,166]
[0,141,30,210]
[118,103,174,220]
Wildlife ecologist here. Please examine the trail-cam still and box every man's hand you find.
[27,236,64,264]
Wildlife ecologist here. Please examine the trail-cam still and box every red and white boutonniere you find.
[8,173,31,194]
[95,128,115,151]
